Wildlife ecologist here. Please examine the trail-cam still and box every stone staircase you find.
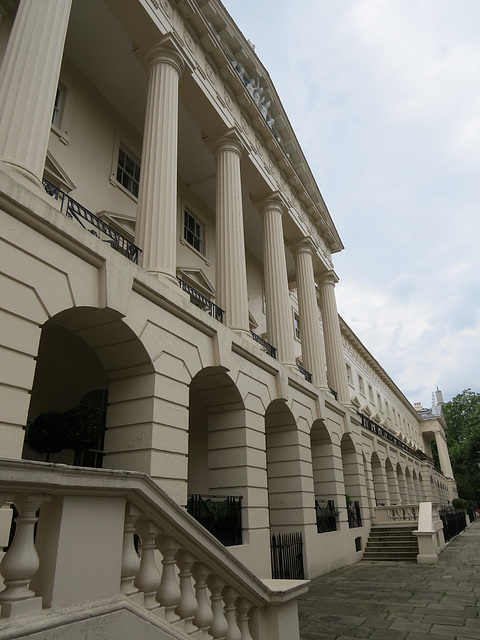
[363,525,418,562]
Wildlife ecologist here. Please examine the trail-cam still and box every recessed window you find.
[346,364,352,385]
[52,84,66,128]
[358,375,365,396]
[377,393,382,410]
[368,384,374,403]
[116,145,141,198]
[184,210,204,254]
[294,313,301,341]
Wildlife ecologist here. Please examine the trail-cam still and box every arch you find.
[24,306,155,471]
[266,401,307,533]
[385,458,400,504]
[397,463,408,503]
[188,366,245,496]
[371,452,389,506]
[405,467,416,504]
[340,433,362,505]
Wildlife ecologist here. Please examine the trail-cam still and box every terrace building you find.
[0,1,456,638]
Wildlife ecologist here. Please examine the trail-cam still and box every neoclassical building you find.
[0,1,456,638]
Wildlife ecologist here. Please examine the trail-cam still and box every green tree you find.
[443,389,480,503]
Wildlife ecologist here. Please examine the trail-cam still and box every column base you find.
[0,596,42,619]
[1,160,43,190]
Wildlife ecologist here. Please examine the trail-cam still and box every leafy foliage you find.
[443,389,480,503]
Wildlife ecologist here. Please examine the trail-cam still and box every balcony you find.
[42,179,141,263]
[250,331,277,359]
[177,278,224,323]
[296,363,312,383]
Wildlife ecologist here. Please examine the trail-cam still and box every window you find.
[377,393,382,410]
[385,400,390,416]
[52,85,66,128]
[116,145,141,198]
[368,384,374,403]
[346,364,352,385]
[294,313,301,341]
[184,210,203,254]
[358,375,365,396]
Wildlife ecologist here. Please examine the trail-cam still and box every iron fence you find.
[347,500,362,529]
[270,531,304,580]
[440,510,467,542]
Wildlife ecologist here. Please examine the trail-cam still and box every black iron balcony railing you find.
[315,499,337,533]
[347,500,362,529]
[358,412,423,460]
[186,494,242,547]
[177,278,224,323]
[250,331,277,359]
[296,363,312,383]
[42,179,141,263]
[329,387,338,400]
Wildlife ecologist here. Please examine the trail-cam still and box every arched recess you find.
[24,306,157,476]
[340,433,362,507]
[310,419,343,514]
[266,401,305,533]
[187,366,246,497]
[385,458,401,504]
[418,472,427,502]
[412,469,422,502]
[363,452,376,516]
[405,467,416,503]
[371,452,389,506]
[397,463,408,503]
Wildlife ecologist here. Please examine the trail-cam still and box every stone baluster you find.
[224,586,242,640]
[175,549,198,633]
[134,520,162,611]
[120,503,142,596]
[208,574,228,640]
[236,598,254,640]
[193,562,214,632]
[0,495,46,618]
[157,536,181,622]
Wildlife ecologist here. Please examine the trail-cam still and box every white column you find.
[214,131,250,335]
[435,431,454,479]
[317,271,350,404]
[261,195,295,367]
[135,40,185,282]
[291,240,328,387]
[0,0,72,185]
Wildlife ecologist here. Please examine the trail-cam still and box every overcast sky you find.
[224,0,480,407]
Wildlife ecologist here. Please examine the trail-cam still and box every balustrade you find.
[0,462,307,639]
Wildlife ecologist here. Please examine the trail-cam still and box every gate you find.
[270,531,304,579]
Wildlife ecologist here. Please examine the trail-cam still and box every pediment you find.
[97,210,136,241]
[360,404,372,417]
[249,311,258,330]
[44,151,76,192]
[177,267,216,299]
[351,395,361,409]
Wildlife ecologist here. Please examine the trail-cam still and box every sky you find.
[224,0,480,407]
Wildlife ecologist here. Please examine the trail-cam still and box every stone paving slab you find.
[298,520,480,639]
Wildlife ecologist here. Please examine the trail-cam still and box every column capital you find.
[136,34,187,77]
[288,237,316,259]
[255,191,285,216]
[317,269,339,287]
[204,128,244,158]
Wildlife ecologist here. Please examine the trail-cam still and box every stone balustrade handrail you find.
[0,459,308,639]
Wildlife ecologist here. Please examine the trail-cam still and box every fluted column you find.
[291,240,328,387]
[317,271,350,404]
[0,0,72,185]
[261,195,295,367]
[135,40,185,281]
[214,132,250,335]
[434,431,454,479]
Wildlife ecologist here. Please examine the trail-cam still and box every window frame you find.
[183,208,205,256]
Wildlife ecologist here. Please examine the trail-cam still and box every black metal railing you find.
[329,387,338,400]
[315,499,337,533]
[270,531,304,580]
[42,178,141,263]
[440,510,467,542]
[250,331,277,359]
[358,412,423,460]
[297,363,312,383]
[186,494,242,547]
[177,278,225,323]
[347,500,362,529]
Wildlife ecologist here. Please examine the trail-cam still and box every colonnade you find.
[0,0,349,403]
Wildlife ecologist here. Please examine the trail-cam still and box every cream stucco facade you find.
[0,1,456,638]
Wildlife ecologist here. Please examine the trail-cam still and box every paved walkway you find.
[298,520,480,639]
